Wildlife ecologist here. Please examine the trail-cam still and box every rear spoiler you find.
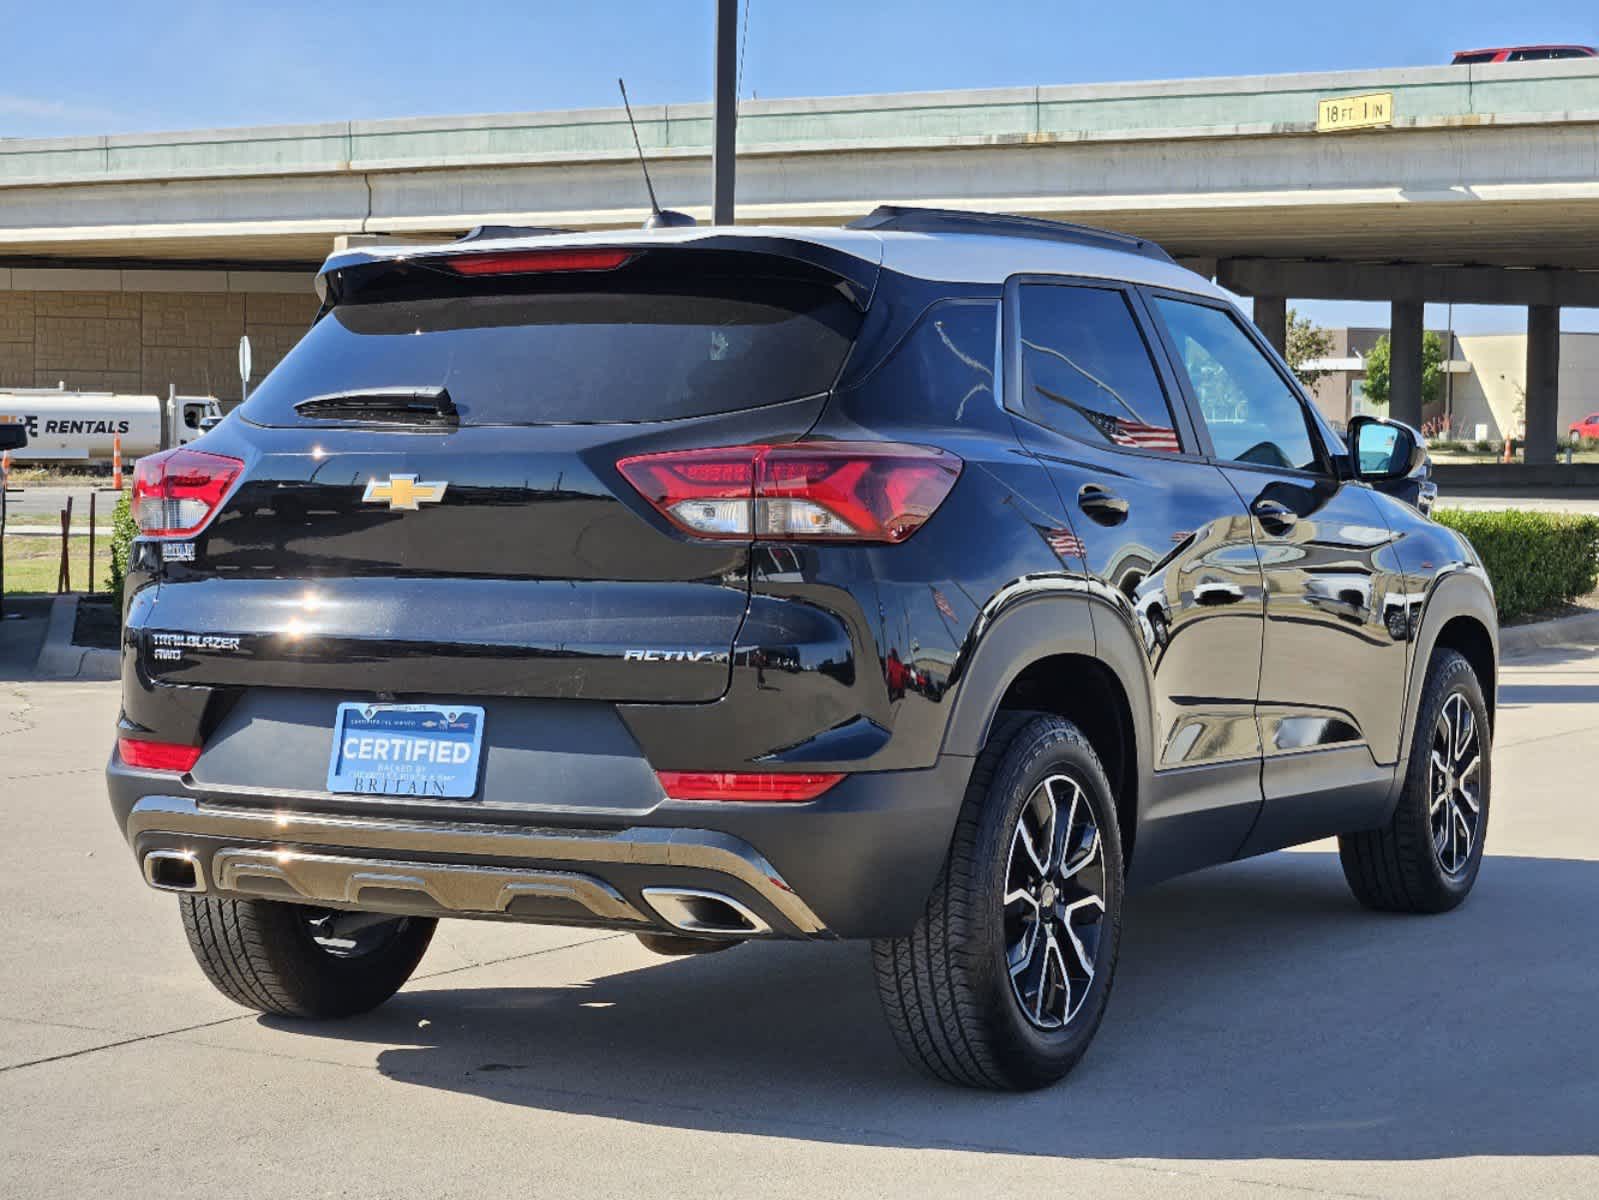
[316,234,883,314]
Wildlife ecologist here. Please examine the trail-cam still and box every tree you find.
[1360,331,1445,410]
[1283,309,1335,390]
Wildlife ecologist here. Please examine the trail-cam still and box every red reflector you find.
[130,448,243,537]
[118,737,202,773]
[444,248,634,276]
[656,771,844,803]
[617,442,961,543]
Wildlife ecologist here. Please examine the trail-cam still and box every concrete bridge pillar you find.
[1524,304,1561,465]
[1388,299,1424,428]
[1253,295,1287,356]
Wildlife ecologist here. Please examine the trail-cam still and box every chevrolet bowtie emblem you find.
[362,474,448,510]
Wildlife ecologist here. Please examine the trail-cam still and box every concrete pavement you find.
[1,647,1597,1198]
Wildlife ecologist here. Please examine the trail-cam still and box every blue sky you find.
[1,0,1593,331]
[2,0,1594,133]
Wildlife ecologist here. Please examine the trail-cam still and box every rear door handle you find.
[1078,484,1129,526]
[1251,498,1297,535]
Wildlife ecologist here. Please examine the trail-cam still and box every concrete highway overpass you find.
[1,58,1596,457]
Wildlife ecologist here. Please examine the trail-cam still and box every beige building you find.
[1303,327,1599,441]
[0,271,315,403]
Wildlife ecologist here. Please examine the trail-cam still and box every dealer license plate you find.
[326,703,485,799]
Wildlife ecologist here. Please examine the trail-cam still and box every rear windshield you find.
[241,267,861,426]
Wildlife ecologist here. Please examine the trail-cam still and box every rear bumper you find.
[109,753,973,940]
[123,795,823,937]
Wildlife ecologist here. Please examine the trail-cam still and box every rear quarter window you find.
[840,298,999,429]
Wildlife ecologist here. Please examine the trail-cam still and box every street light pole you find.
[711,0,738,225]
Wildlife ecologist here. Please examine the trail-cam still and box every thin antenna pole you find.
[712,0,737,224]
[737,0,750,102]
[617,78,662,217]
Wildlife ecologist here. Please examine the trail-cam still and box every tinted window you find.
[1018,284,1182,453]
[1453,52,1496,64]
[1153,297,1321,473]
[241,275,859,426]
[845,300,998,428]
[1510,49,1552,60]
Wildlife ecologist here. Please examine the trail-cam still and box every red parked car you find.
[1452,45,1596,64]
[1570,413,1599,440]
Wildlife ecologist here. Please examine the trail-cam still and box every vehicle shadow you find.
[268,851,1599,1161]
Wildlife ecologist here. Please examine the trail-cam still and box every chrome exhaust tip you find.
[143,849,205,893]
[642,887,770,936]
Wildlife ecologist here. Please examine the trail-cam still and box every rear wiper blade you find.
[294,386,458,425]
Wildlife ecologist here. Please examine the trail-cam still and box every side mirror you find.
[0,420,28,452]
[1348,415,1424,481]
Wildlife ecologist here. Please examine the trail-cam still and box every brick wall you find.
[0,289,317,398]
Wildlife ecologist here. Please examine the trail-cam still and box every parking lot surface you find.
[2,646,1596,1198]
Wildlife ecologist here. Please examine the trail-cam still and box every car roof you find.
[1454,44,1597,55]
[319,222,1228,303]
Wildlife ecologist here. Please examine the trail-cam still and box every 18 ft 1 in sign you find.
[1316,92,1394,131]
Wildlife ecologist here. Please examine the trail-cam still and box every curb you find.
[1499,610,1599,658]
[1432,464,1599,489]
[7,526,117,536]
[32,595,119,680]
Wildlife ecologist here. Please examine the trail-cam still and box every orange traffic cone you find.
[112,435,123,491]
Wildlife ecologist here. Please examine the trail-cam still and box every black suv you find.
[108,209,1496,1089]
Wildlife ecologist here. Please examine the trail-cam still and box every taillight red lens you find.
[118,736,202,772]
[617,442,961,543]
[130,449,242,536]
[444,248,634,276]
[617,447,759,538]
[656,771,844,802]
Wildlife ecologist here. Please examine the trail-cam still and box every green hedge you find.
[1433,508,1599,622]
[107,491,137,607]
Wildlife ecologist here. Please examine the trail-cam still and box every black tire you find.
[179,896,435,1018]
[872,712,1125,1090]
[1339,649,1491,914]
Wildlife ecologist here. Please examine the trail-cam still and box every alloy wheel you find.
[1430,692,1483,875]
[1003,773,1107,1029]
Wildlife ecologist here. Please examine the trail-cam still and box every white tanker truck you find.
[0,385,222,462]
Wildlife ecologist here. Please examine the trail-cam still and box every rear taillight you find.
[118,737,202,773]
[655,771,844,802]
[443,248,634,276]
[617,443,961,543]
[130,448,243,536]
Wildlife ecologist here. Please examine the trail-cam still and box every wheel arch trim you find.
[939,584,1154,859]
[1395,566,1499,802]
